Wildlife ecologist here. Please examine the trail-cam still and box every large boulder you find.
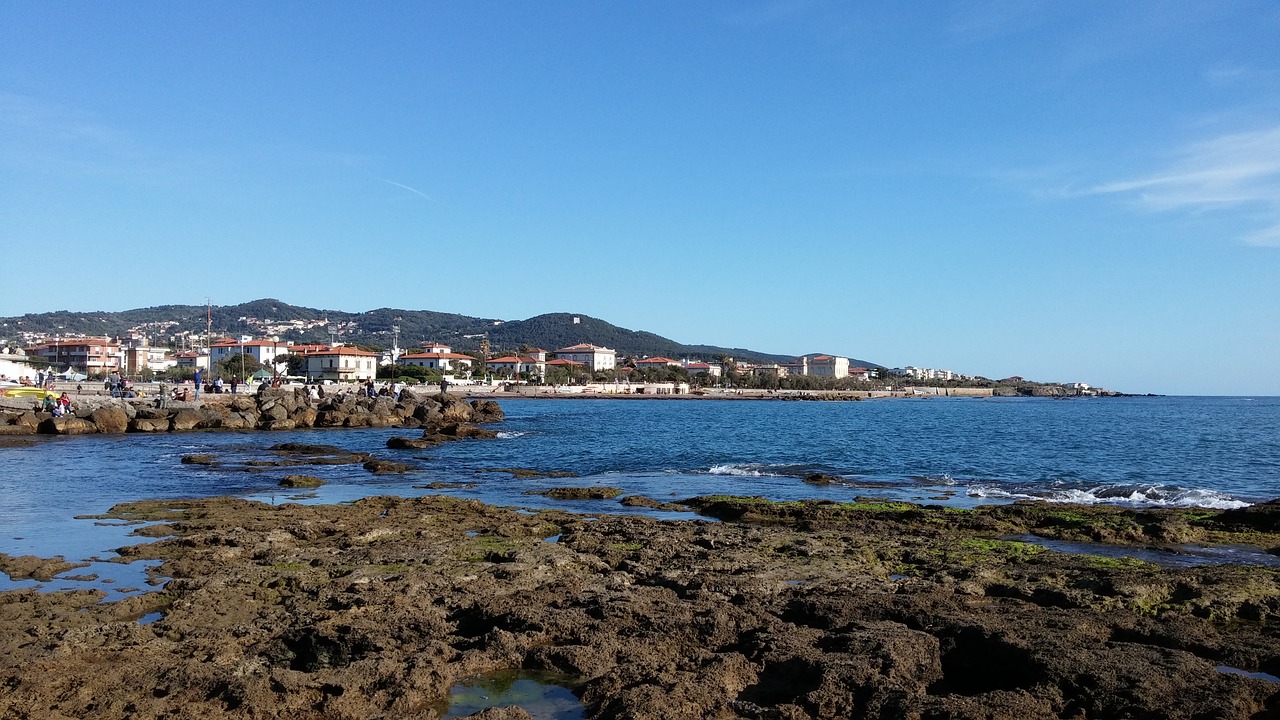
[90,407,129,434]
[38,417,98,435]
[413,403,443,425]
[264,403,290,422]
[261,418,297,431]
[198,408,228,428]
[290,407,318,428]
[437,394,474,423]
[171,410,204,431]
[387,436,439,450]
[370,397,397,416]
[470,399,505,423]
[129,417,170,433]
[315,410,348,427]
[229,396,256,413]
[439,423,499,439]
[219,413,255,430]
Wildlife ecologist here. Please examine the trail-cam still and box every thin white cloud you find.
[1090,126,1280,245]
[380,178,435,203]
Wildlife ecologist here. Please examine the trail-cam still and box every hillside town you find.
[0,328,1104,397]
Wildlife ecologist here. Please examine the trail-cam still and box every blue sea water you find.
[2,395,1278,592]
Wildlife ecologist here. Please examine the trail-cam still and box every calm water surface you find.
[2,396,1277,592]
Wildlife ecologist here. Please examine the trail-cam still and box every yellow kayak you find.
[2,387,60,399]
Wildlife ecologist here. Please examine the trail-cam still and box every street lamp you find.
[391,321,400,387]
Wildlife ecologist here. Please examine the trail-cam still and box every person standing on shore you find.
[193,369,202,401]
[231,377,238,394]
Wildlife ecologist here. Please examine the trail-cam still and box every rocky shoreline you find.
[2,489,1278,718]
[0,387,503,438]
[2,396,1278,718]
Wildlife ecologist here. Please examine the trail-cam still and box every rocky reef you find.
[2,495,1277,719]
[0,387,504,436]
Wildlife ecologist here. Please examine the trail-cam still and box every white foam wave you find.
[496,431,528,439]
[707,464,779,477]
[966,483,1249,510]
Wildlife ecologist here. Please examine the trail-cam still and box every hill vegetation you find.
[0,299,877,367]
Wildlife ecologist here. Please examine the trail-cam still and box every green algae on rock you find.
[3,495,1278,719]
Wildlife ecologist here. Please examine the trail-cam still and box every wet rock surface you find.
[2,496,1278,719]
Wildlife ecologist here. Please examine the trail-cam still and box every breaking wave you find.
[966,483,1249,510]
[707,464,782,477]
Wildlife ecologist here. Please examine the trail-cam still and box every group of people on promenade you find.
[364,378,449,401]
[2,371,57,389]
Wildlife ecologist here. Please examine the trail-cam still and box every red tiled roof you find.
[401,352,474,360]
[488,355,539,364]
[306,348,380,357]
[211,340,282,348]
[545,358,585,366]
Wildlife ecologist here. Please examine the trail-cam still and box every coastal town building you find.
[27,338,122,376]
[554,344,616,371]
[808,355,850,379]
[209,339,287,368]
[893,367,960,381]
[122,344,175,376]
[304,347,379,382]
[752,364,784,380]
[545,358,586,374]
[681,361,722,378]
[487,355,546,379]
[848,367,874,382]
[400,343,475,373]
[779,358,808,377]
[0,353,39,380]
[175,351,210,372]
[634,356,681,370]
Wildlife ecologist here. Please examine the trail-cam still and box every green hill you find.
[0,299,879,367]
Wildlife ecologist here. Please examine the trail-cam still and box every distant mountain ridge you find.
[0,299,881,367]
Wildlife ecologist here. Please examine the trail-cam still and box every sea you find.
[2,395,1278,594]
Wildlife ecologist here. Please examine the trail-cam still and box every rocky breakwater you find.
[0,387,503,436]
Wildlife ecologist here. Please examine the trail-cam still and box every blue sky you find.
[2,2,1278,395]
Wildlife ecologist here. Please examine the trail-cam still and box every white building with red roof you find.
[554,343,616,371]
[487,354,546,378]
[634,356,681,369]
[808,355,850,379]
[400,350,475,373]
[681,361,722,378]
[304,347,379,382]
[209,339,287,368]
